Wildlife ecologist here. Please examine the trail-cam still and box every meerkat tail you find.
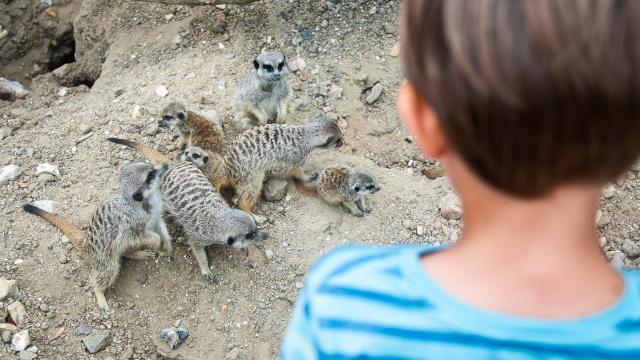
[292,178,319,197]
[22,204,84,251]
[106,138,169,163]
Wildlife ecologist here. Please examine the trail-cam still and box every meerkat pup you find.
[298,166,380,217]
[233,51,293,131]
[215,116,344,221]
[23,162,170,311]
[158,101,225,155]
[107,138,268,283]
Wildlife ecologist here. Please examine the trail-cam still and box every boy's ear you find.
[397,82,448,160]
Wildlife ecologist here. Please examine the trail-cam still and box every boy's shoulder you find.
[304,244,435,298]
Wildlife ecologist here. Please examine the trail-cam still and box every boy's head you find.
[399,0,640,197]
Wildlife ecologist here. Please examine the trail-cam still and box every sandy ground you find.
[1,0,639,359]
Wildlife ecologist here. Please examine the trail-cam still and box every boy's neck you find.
[423,159,624,319]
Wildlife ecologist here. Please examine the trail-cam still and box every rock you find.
[416,225,426,236]
[300,27,312,40]
[315,81,330,97]
[1,330,11,343]
[439,193,463,220]
[0,127,12,140]
[611,251,626,268]
[422,167,445,179]
[82,330,111,353]
[76,324,92,336]
[226,348,251,360]
[145,124,160,136]
[36,163,60,178]
[0,278,16,300]
[11,330,30,352]
[328,85,343,99]
[0,323,18,333]
[155,85,168,97]
[213,12,226,33]
[621,240,640,259]
[293,97,310,112]
[264,249,274,260]
[402,219,415,230]
[365,83,384,104]
[389,42,401,57]
[0,78,29,100]
[159,327,188,350]
[263,179,288,202]
[0,165,22,185]
[32,200,57,213]
[19,350,37,360]
[52,63,71,78]
[288,57,306,72]
[164,13,174,21]
[8,301,27,327]
[78,123,92,135]
[57,87,69,97]
[37,173,57,186]
[353,71,369,84]
[39,303,49,312]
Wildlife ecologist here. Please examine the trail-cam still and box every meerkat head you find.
[253,51,287,85]
[222,209,268,248]
[119,162,168,203]
[307,116,344,149]
[349,172,380,196]
[180,145,209,169]
[158,102,188,128]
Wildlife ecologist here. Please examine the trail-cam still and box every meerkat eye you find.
[132,192,144,202]
[245,230,254,239]
[263,64,274,72]
[277,62,284,71]
[192,153,200,159]
[203,156,209,164]
[227,236,235,245]
[162,115,172,121]
[366,185,376,190]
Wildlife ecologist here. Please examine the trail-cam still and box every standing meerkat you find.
[107,138,268,283]
[233,51,293,131]
[23,162,170,311]
[297,166,380,217]
[215,116,344,221]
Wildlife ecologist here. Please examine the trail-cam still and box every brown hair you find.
[402,0,640,197]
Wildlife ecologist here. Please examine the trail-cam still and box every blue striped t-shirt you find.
[280,245,640,359]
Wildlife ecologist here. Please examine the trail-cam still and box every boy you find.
[280,0,640,359]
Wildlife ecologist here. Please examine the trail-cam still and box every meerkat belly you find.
[258,97,278,120]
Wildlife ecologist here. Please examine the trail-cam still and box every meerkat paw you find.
[350,209,365,217]
[161,240,173,256]
[125,249,158,260]
[94,288,111,312]
[203,272,218,285]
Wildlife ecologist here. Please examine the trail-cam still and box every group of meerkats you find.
[22,51,381,311]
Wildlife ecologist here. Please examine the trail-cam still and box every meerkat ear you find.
[177,112,186,121]
[354,186,361,192]
[253,59,259,70]
[203,155,209,164]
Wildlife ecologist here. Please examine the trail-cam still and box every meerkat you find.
[23,162,170,311]
[233,51,293,131]
[297,166,380,217]
[158,102,225,155]
[214,116,344,221]
[107,138,268,283]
